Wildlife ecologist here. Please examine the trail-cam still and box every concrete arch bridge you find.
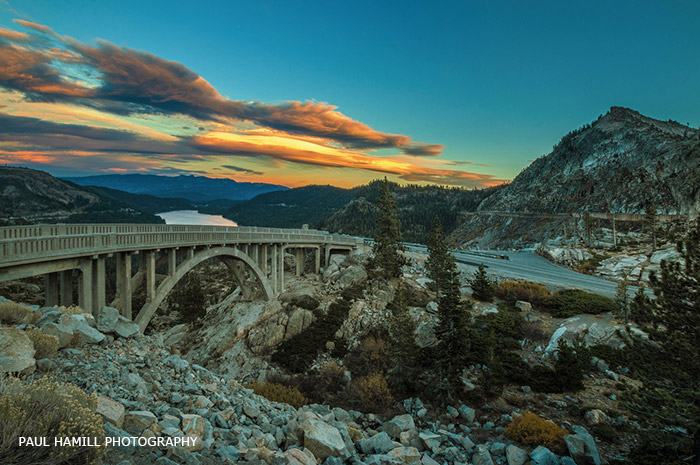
[0,224,364,331]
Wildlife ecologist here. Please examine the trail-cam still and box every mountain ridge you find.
[64,173,288,202]
[0,167,163,225]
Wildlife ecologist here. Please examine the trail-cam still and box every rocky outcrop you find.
[537,246,593,267]
[452,107,700,249]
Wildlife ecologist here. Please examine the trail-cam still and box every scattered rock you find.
[300,419,347,460]
[0,327,35,373]
[96,395,125,428]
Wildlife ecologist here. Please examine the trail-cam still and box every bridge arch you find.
[133,246,272,331]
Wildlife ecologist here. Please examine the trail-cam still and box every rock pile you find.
[0,295,601,465]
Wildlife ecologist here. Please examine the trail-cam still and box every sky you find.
[0,0,699,189]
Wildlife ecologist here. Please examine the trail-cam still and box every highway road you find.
[406,245,627,298]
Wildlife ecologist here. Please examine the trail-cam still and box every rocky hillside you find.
[0,166,162,225]
[227,180,502,243]
[1,254,616,465]
[452,107,700,248]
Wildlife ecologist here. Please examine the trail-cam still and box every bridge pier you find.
[271,245,278,292]
[116,252,132,318]
[78,259,93,316]
[167,249,177,276]
[144,251,156,306]
[279,245,285,292]
[296,248,305,276]
[60,270,73,306]
[45,272,59,307]
[93,256,106,314]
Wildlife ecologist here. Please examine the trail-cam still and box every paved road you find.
[407,245,626,298]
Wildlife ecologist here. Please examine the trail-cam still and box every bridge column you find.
[60,270,73,306]
[78,259,93,314]
[296,248,305,276]
[45,272,59,307]
[92,256,106,316]
[260,245,268,274]
[187,247,195,259]
[271,245,278,292]
[167,249,177,276]
[116,252,132,318]
[279,246,285,292]
[144,251,156,304]
[251,244,259,264]
[315,248,320,274]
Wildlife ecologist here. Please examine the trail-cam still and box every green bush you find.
[477,310,523,340]
[272,297,351,372]
[544,289,616,318]
[0,375,105,465]
[626,429,693,465]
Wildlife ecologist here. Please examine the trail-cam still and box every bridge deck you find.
[0,224,362,267]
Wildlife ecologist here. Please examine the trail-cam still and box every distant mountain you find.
[0,167,162,225]
[64,174,288,202]
[226,181,502,243]
[83,186,194,214]
[452,106,700,248]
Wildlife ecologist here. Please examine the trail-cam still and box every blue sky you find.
[0,0,698,187]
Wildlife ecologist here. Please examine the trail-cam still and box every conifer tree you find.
[470,264,495,302]
[426,216,449,295]
[387,281,421,394]
[628,222,700,462]
[614,272,630,324]
[372,179,405,278]
[169,272,207,323]
[629,284,653,324]
[435,249,472,400]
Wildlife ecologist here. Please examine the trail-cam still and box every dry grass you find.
[246,381,307,409]
[0,302,37,325]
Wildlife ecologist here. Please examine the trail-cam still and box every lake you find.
[156,210,238,226]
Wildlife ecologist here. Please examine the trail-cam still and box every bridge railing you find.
[0,224,363,266]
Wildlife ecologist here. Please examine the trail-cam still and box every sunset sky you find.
[1,0,699,188]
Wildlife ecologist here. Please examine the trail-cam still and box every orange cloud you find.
[12,19,55,35]
[0,27,29,41]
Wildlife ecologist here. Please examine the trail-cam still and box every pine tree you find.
[426,216,449,296]
[628,222,700,463]
[629,284,653,324]
[614,272,630,324]
[387,281,421,394]
[372,179,405,278]
[435,250,472,400]
[470,264,495,302]
[169,272,207,323]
